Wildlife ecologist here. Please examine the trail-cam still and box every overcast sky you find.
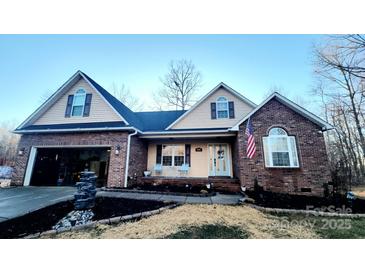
[0,34,324,126]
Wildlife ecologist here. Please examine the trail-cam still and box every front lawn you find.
[268,212,365,239]
[39,204,365,239]
[167,224,250,239]
[41,204,318,239]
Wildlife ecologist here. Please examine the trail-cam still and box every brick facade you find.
[127,135,148,185]
[235,98,330,196]
[12,131,129,188]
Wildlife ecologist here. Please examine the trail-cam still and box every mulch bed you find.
[0,197,171,239]
[246,190,365,214]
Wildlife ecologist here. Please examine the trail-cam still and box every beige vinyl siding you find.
[171,87,254,129]
[33,79,122,125]
[147,142,233,177]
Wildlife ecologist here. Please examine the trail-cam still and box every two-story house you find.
[12,71,332,195]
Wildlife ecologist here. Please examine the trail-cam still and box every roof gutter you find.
[13,127,142,134]
[124,129,138,188]
[141,129,231,135]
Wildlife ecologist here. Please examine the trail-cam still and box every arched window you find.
[71,89,86,116]
[216,96,228,118]
[262,127,299,168]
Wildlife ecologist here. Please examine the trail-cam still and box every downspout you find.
[124,129,138,188]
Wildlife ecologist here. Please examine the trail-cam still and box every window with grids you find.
[262,127,299,168]
[72,89,86,116]
[162,145,185,166]
[216,96,228,118]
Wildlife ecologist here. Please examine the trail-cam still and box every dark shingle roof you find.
[82,72,145,130]
[134,110,186,131]
[82,72,187,131]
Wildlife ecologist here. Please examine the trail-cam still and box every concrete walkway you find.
[97,190,243,205]
[0,187,243,223]
[0,187,75,223]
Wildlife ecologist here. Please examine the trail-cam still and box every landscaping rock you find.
[52,171,97,230]
[52,209,95,230]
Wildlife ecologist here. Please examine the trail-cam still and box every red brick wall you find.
[236,98,331,196]
[12,131,129,188]
[127,135,148,185]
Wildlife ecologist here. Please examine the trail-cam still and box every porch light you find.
[18,148,25,156]
[115,145,121,155]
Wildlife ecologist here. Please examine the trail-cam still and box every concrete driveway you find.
[0,187,75,223]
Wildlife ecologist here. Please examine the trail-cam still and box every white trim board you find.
[23,147,37,186]
[230,92,334,131]
[165,82,257,130]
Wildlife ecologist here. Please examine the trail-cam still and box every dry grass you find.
[352,186,365,198]
[42,204,318,239]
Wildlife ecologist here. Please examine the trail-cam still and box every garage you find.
[29,147,111,187]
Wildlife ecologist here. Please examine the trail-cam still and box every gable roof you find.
[230,92,333,131]
[15,71,332,135]
[164,82,257,130]
[15,70,144,131]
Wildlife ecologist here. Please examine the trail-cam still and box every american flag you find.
[245,118,256,159]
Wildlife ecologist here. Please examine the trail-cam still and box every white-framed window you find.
[262,127,299,168]
[216,96,229,119]
[71,89,86,116]
[162,144,185,166]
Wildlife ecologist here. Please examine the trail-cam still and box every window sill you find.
[265,166,300,169]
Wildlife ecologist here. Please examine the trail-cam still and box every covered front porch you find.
[138,132,240,192]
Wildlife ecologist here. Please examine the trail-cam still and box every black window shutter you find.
[211,102,217,119]
[185,144,191,166]
[83,94,92,117]
[65,95,74,117]
[228,101,235,119]
[156,145,162,164]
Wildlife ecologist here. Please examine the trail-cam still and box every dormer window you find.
[71,89,86,116]
[216,96,229,119]
[65,89,92,118]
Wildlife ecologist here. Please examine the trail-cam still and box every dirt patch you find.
[352,186,365,198]
[43,204,318,239]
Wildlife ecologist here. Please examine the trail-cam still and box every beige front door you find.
[208,144,230,176]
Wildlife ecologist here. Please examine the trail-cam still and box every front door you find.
[208,144,230,176]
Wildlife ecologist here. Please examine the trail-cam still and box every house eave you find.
[139,129,236,139]
[230,92,334,131]
[13,126,141,134]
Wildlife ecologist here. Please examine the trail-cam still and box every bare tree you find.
[154,59,202,110]
[110,83,144,112]
[0,120,20,167]
[313,35,365,187]
[314,37,365,157]
[264,85,310,108]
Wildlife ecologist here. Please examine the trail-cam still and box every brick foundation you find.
[235,98,331,196]
[141,177,241,193]
[12,131,129,188]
